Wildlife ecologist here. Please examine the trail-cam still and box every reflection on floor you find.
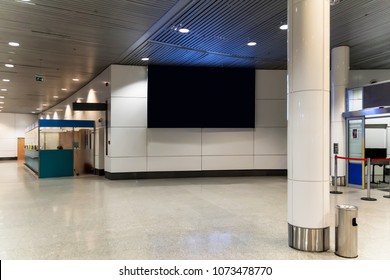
[0,160,390,260]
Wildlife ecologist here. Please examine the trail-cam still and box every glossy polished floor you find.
[0,160,389,260]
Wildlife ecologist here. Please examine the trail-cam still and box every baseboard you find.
[94,168,105,176]
[105,169,287,180]
[0,157,17,161]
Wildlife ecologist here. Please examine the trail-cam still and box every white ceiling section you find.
[1,0,390,114]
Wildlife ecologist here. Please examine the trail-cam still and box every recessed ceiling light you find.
[0,101,4,104]
[1,89,7,92]
[36,108,41,111]
[179,28,190,33]
[31,111,36,114]
[55,109,63,112]
[5,64,14,68]
[8,42,20,47]
[247,42,257,46]
[0,106,3,109]
[2,79,10,82]
[0,96,4,98]
[17,0,36,5]
[42,103,47,107]
[280,24,288,30]
[53,95,59,99]
[141,57,149,61]
[72,78,79,81]
[61,88,67,91]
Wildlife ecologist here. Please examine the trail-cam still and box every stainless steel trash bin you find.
[335,205,358,258]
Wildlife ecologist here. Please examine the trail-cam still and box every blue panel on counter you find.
[39,150,74,178]
[39,119,94,128]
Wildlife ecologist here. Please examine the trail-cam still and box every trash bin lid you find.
[336,204,358,210]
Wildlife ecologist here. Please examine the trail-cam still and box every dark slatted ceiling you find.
[1,0,390,114]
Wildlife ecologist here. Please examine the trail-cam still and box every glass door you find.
[347,117,365,188]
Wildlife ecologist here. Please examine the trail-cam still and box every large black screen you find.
[147,65,255,128]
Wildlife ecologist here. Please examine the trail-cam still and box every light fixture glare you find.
[280,24,288,30]
[8,42,20,47]
[179,28,190,33]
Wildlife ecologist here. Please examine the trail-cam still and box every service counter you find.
[24,119,95,178]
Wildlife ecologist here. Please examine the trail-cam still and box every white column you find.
[287,0,330,252]
[331,46,349,182]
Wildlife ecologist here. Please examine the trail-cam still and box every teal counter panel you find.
[39,150,74,178]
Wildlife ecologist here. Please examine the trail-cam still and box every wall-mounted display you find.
[147,65,255,128]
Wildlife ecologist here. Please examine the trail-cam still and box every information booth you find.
[25,119,95,178]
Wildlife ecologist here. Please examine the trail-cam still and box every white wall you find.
[105,66,288,173]
[0,113,36,158]
[349,70,390,88]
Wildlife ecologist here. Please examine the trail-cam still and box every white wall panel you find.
[15,114,36,137]
[256,100,287,128]
[254,128,287,155]
[202,156,253,170]
[147,128,201,156]
[366,128,386,148]
[104,156,112,172]
[202,128,254,155]
[148,156,201,171]
[111,65,147,98]
[254,155,287,169]
[0,139,16,150]
[109,128,146,157]
[0,114,15,137]
[110,97,147,127]
[0,150,15,157]
[110,157,147,172]
[0,113,36,158]
[349,70,390,88]
[256,70,287,100]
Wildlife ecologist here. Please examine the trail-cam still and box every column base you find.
[288,224,330,252]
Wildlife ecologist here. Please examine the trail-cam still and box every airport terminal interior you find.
[2,0,390,261]
[1,160,390,260]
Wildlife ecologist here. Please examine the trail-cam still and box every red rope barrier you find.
[336,155,366,161]
[335,155,390,161]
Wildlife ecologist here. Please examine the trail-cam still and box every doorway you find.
[347,118,365,187]
[17,137,25,160]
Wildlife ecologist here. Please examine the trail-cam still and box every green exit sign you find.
[35,75,45,82]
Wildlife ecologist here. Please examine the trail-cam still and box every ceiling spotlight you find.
[5,64,14,68]
[72,78,79,81]
[0,96,4,98]
[53,96,59,99]
[0,101,4,104]
[247,41,257,46]
[1,89,7,91]
[280,24,288,30]
[141,57,150,61]
[61,88,67,91]
[179,28,190,33]
[2,79,10,82]
[8,42,20,47]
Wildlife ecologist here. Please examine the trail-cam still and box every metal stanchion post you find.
[331,155,342,194]
[362,158,377,201]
